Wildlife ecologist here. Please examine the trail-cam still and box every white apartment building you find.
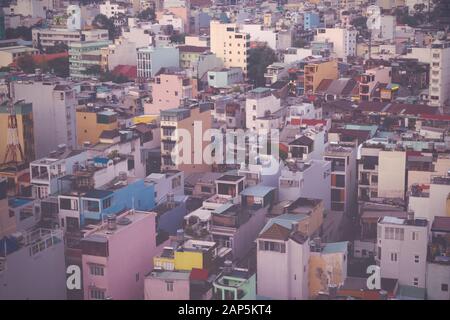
[314,28,357,62]
[32,28,109,49]
[137,46,179,79]
[13,81,78,158]
[210,20,250,73]
[256,215,310,300]
[372,15,396,42]
[10,0,54,19]
[409,174,450,223]
[429,40,450,108]
[376,215,428,288]
[103,37,137,71]
[159,13,184,33]
[30,149,87,199]
[245,87,281,131]
[279,159,331,211]
[99,1,127,18]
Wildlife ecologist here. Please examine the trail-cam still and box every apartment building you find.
[256,214,310,300]
[359,66,392,102]
[324,142,357,214]
[76,106,118,146]
[245,87,281,131]
[32,28,109,49]
[69,40,112,79]
[13,80,77,159]
[429,39,450,108]
[303,59,339,94]
[314,28,357,62]
[145,67,193,114]
[358,143,407,202]
[210,20,250,74]
[30,148,87,199]
[0,228,66,299]
[426,216,450,300]
[409,174,450,223]
[99,0,127,18]
[81,209,157,300]
[279,159,331,211]
[160,102,212,173]
[0,100,35,163]
[376,214,428,288]
[136,46,179,81]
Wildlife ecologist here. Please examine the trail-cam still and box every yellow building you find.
[76,106,118,146]
[304,59,338,94]
[309,241,349,298]
[153,238,217,271]
[0,101,35,164]
[210,20,250,74]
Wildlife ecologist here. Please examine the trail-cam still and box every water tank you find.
[176,229,184,243]
[223,260,233,275]
[107,215,117,230]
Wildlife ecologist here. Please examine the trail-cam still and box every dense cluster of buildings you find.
[0,0,449,300]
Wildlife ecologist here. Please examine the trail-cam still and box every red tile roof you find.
[419,113,450,121]
[190,268,209,281]
[112,65,137,79]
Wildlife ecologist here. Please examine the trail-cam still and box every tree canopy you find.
[247,45,278,87]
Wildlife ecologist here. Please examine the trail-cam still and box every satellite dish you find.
[366,5,381,31]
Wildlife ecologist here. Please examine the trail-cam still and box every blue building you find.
[304,12,320,31]
[58,179,156,229]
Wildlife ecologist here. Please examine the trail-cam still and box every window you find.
[9,209,14,218]
[414,255,419,263]
[166,281,174,292]
[102,197,112,209]
[441,284,448,292]
[90,264,104,276]
[390,252,398,262]
[136,273,140,282]
[90,289,105,300]
[413,278,419,286]
[259,240,286,252]
[412,231,419,241]
[201,186,211,193]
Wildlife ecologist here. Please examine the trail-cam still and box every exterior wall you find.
[257,238,309,300]
[0,230,66,299]
[232,207,267,260]
[106,38,137,70]
[144,276,190,299]
[137,47,179,80]
[210,21,249,73]
[426,263,450,300]
[429,41,450,107]
[309,250,347,298]
[241,24,277,50]
[13,82,76,159]
[82,212,157,300]
[245,92,281,130]
[76,111,118,146]
[314,28,357,61]
[145,72,192,114]
[279,160,331,212]
[377,222,428,288]
[378,151,406,199]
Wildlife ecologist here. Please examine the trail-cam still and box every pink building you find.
[144,67,194,114]
[81,209,157,300]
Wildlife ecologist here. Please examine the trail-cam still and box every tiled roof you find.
[259,223,291,241]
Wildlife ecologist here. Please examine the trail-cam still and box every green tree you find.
[92,14,119,40]
[247,45,278,87]
[170,32,186,44]
[137,8,156,21]
[46,57,70,77]
[16,54,36,73]
[83,64,102,75]
[5,26,32,41]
